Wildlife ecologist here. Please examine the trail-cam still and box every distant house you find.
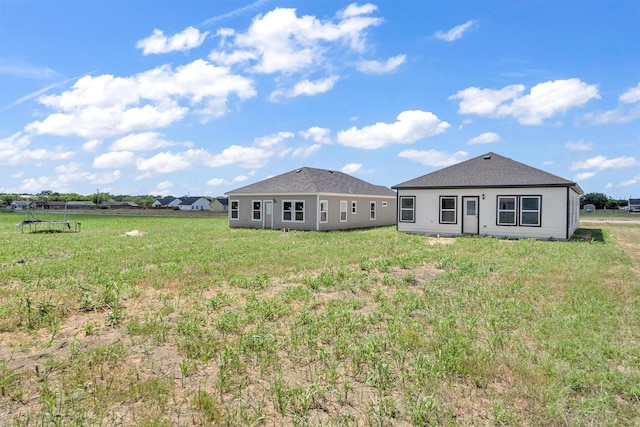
[629,198,640,213]
[392,152,584,240]
[101,201,141,209]
[151,196,182,208]
[178,197,211,211]
[210,197,229,212]
[584,204,596,213]
[225,167,397,231]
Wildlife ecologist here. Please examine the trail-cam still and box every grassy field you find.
[0,211,638,426]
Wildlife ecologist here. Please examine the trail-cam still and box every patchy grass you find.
[0,212,639,425]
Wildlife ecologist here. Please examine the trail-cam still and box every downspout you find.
[565,187,570,240]
[395,191,399,231]
[316,194,320,231]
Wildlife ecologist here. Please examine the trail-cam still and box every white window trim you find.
[340,200,348,222]
[252,200,262,221]
[370,201,376,220]
[230,200,239,220]
[319,200,328,223]
[351,201,357,214]
[283,199,305,223]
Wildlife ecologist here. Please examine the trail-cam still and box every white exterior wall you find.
[397,186,575,240]
[178,198,210,211]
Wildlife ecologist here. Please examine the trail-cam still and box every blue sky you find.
[1,0,639,199]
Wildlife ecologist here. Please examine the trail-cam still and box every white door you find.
[462,196,479,234]
[263,200,273,229]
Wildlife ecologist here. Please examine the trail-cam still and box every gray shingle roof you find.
[225,167,396,197]
[393,152,582,193]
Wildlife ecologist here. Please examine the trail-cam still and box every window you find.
[319,200,328,223]
[252,200,261,221]
[399,196,415,222]
[340,200,348,222]
[520,196,541,226]
[351,201,357,214]
[370,201,376,220]
[382,201,388,207]
[283,200,304,222]
[440,196,457,224]
[230,200,239,220]
[497,196,517,225]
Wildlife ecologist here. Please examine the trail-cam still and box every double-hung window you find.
[319,200,328,223]
[497,196,517,225]
[399,196,415,222]
[440,196,457,224]
[283,200,305,222]
[252,200,262,221]
[230,200,239,220]
[340,200,348,222]
[520,196,541,226]
[370,201,376,220]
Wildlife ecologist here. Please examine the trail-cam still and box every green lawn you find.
[1,211,638,426]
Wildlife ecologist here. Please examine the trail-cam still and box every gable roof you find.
[155,196,179,204]
[393,152,583,194]
[225,167,396,197]
[179,196,209,206]
[629,199,640,205]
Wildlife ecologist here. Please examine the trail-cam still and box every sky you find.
[1,0,639,199]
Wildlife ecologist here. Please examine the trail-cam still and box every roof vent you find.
[295,169,302,173]
[483,155,492,160]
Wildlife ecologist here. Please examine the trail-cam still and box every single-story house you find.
[100,201,141,209]
[584,204,596,213]
[210,197,229,212]
[629,198,640,213]
[392,152,583,240]
[178,197,211,211]
[225,167,397,231]
[151,196,182,208]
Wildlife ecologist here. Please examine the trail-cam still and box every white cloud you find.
[26,60,256,138]
[300,126,332,144]
[435,20,474,42]
[93,151,136,169]
[0,132,74,166]
[271,76,339,101]
[207,178,226,186]
[17,167,121,193]
[82,139,102,152]
[136,26,209,55]
[398,149,468,167]
[110,132,173,151]
[620,82,640,104]
[254,132,294,148]
[292,144,321,158]
[450,78,600,125]
[570,155,639,171]
[204,145,271,169]
[337,110,450,149]
[467,132,500,145]
[151,180,174,195]
[356,54,406,74]
[210,4,382,75]
[564,139,593,151]
[620,179,638,186]
[340,163,363,174]
[135,151,194,174]
[574,172,596,181]
[233,174,250,183]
